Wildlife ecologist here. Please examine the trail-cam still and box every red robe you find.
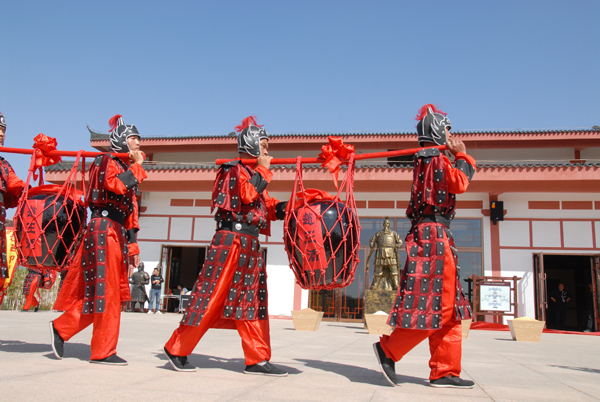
[166,160,282,365]
[0,157,27,279]
[381,148,476,380]
[53,155,146,360]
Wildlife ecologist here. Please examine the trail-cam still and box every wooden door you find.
[533,253,547,321]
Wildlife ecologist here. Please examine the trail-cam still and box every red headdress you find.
[415,104,446,121]
[235,116,263,132]
[108,114,123,132]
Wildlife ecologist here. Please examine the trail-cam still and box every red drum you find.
[285,200,359,290]
[284,139,361,290]
[15,184,86,270]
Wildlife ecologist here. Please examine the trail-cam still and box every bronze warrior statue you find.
[366,217,403,291]
[129,262,150,311]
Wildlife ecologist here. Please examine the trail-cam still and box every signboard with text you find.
[479,282,512,312]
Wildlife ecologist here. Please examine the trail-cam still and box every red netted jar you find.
[15,184,86,270]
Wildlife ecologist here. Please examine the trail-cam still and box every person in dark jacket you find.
[149,268,164,314]
[584,283,594,332]
[550,283,570,330]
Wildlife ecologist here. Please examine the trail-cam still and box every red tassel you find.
[234,116,263,132]
[415,104,446,121]
[108,114,123,131]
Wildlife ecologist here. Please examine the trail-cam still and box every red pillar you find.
[489,194,502,323]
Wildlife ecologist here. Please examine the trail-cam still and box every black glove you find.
[275,201,288,220]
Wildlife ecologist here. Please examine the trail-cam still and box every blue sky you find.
[1,0,599,178]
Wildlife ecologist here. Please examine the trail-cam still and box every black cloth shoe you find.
[373,342,398,386]
[163,347,196,372]
[49,321,64,360]
[89,354,128,365]
[430,376,474,388]
[34,306,39,312]
[244,361,288,377]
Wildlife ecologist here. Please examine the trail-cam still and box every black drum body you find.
[17,190,86,270]
[286,200,359,290]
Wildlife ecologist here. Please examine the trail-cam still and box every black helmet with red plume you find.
[235,116,268,157]
[108,114,140,153]
[416,104,451,146]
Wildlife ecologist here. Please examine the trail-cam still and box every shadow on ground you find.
[0,340,91,361]
[548,365,600,374]
[153,352,302,375]
[294,358,429,386]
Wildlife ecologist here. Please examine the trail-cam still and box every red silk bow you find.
[318,136,355,189]
[293,188,335,210]
[33,133,62,168]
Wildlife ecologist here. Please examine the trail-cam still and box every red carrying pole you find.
[215,145,448,166]
[0,146,130,160]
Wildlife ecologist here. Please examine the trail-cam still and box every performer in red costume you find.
[22,269,56,311]
[50,114,147,365]
[373,105,476,388]
[164,116,288,375]
[22,268,43,311]
[0,112,27,281]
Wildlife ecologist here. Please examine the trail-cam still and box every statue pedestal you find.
[462,319,472,339]
[508,318,545,342]
[364,313,393,335]
[364,289,397,315]
[291,308,325,331]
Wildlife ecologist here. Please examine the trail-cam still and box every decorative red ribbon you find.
[292,188,335,210]
[318,136,355,189]
[33,133,62,168]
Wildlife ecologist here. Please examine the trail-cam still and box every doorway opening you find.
[160,245,207,312]
[534,253,597,332]
[159,245,269,313]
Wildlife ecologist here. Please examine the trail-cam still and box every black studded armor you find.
[388,149,474,330]
[182,161,282,326]
[82,154,138,314]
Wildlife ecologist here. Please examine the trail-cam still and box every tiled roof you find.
[89,127,600,141]
[44,161,218,172]
[477,161,600,168]
[44,160,600,173]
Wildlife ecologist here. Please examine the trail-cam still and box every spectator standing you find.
[550,283,571,330]
[149,268,164,314]
[584,283,594,332]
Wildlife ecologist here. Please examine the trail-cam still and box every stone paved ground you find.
[1,311,599,401]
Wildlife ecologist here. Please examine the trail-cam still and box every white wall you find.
[138,188,600,321]
[495,192,600,322]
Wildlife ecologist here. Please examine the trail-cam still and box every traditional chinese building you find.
[45,126,600,331]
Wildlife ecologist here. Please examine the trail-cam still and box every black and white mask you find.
[238,125,268,157]
[417,106,451,146]
[0,112,6,129]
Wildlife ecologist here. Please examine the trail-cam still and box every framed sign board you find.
[479,282,512,312]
